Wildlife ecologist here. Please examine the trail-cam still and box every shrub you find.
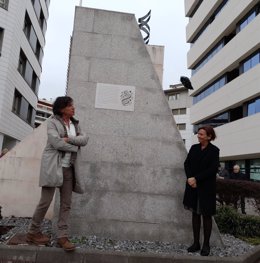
[215,206,260,238]
[216,179,260,213]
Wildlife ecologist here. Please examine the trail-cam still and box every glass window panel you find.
[18,50,26,76]
[239,20,247,31]
[31,109,36,127]
[255,99,260,113]
[247,12,256,23]
[12,89,22,114]
[180,108,187,114]
[33,0,41,19]
[243,60,251,73]
[27,105,33,123]
[29,27,37,52]
[247,102,255,116]
[172,109,179,115]
[251,53,259,67]
[23,13,31,38]
[19,97,29,120]
[0,28,4,55]
[250,159,260,181]
[24,61,33,86]
[219,77,225,87]
[177,123,186,130]
[39,47,44,65]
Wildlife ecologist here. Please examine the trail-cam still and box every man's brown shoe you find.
[26,232,50,245]
[57,237,76,251]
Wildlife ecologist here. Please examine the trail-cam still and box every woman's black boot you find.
[200,244,210,256]
[187,243,200,252]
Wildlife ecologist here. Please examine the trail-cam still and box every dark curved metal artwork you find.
[138,10,151,44]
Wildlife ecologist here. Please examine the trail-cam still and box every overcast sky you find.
[39,0,190,100]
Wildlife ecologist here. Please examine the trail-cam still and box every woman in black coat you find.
[183,126,219,256]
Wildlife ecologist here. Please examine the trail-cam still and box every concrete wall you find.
[146,45,164,85]
[0,121,54,218]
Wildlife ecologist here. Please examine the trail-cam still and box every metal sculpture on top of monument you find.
[138,10,151,44]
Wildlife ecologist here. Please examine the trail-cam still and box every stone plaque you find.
[95,83,135,111]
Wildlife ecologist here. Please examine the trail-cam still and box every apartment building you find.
[164,84,193,150]
[34,98,52,128]
[185,0,260,180]
[0,0,50,150]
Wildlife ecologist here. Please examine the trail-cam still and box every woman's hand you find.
[188,177,197,188]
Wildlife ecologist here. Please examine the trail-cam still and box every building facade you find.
[164,84,193,151]
[0,0,50,150]
[185,0,260,180]
[34,98,52,128]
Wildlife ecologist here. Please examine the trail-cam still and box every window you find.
[12,89,35,126]
[31,72,40,94]
[24,12,31,39]
[250,159,260,181]
[247,97,260,116]
[180,108,186,114]
[0,0,9,9]
[191,0,229,44]
[0,28,3,56]
[39,10,47,34]
[36,42,44,64]
[32,0,41,19]
[12,89,22,114]
[194,112,229,133]
[169,93,180,101]
[27,105,33,123]
[24,11,43,64]
[18,50,27,76]
[240,51,260,74]
[177,123,186,130]
[237,5,259,32]
[18,49,40,95]
[24,60,33,86]
[193,76,226,104]
[192,40,225,75]
[172,108,186,115]
[31,0,47,36]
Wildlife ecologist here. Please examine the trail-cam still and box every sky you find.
[39,0,190,100]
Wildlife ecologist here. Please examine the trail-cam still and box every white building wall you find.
[165,87,193,151]
[186,0,260,179]
[0,0,49,149]
[174,108,193,151]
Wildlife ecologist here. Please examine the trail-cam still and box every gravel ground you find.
[0,217,256,257]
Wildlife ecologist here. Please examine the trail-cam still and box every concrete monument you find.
[0,6,222,246]
[61,6,222,245]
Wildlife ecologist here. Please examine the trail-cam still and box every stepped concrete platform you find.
[0,244,260,263]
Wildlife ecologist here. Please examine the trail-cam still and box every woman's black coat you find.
[183,143,219,216]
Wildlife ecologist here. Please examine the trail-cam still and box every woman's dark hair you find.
[53,96,73,116]
[198,126,216,141]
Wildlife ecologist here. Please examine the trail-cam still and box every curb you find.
[0,244,259,263]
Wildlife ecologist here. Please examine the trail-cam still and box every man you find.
[217,163,229,179]
[230,165,247,214]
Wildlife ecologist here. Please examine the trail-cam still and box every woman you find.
[183,126,219,256]
[27,96,88,251]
